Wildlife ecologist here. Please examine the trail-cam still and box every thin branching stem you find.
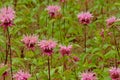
[63,56,66,71]
[84,25,87,53]
[59,20,62,42]
[13,0,17,10]
[7,28,13,80]
[48,57,51,80]
[32,50,39,80]
[5,31,8,64]
[52,22,54,38]
[63,1,66,41]
[85,0,88,11]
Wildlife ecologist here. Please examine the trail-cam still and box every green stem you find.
[13,0,17,10]
[5,31,8,64]
[51,22,54,67]
[52,22,54,38]
[74,67,78,80]
[63,56,66,71]
[7,28,13,80]
[31,50,39,80]
[59,20,62,42]
[112,26,119,67]
[85,0,88,11]
[48,0,49,5]
[3,76,5,80]
[48,57,51,80]
[63,0,66,41]
[84,25,87,53]
[36,75,38,80]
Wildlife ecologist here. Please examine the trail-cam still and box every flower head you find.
[59,45,72,56]
[38,40,57,56]
[109,67,120,80]
[0,6,15,30]
[13,70,31,80]
[106,16,117,27]
[73,56,79,62]
[21,34,38,50]
[77,12,93,25]
[81,72,97,80]
[46,5,61,18]
[60,0,65,3]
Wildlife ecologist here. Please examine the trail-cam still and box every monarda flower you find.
[106,16,117,27]
[77,12,93,25]
[46,5,61,18]
[73,56,79,62]
[13,70,31,80]
[81,72,97,80]
[0,6,15,30]
[38,40,57,56]
[21,35,38,50]
[109,67,120,80]
[59,45,72,56]
[60,0,65,3]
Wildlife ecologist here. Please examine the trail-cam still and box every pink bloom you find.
[59,45,72,56]
[38,40,57,56]
[0,6,15,30]
[77,12,93,25]
[3,71,8,77]
[106,16,117,27]
[60,0,65,2]
[100,28,104,38]
[73,56,79,62]
[46,5,61,18]
[21,35,38,50]
[81,72,97,80]
[109,67,120,80]
[13,70,31,80]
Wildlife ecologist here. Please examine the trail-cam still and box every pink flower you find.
[81,72,97,80]
[2,71,8,77]
[59,45,72,56]
[38,40,57,56]
[106,16,117,27]
[21,35,38,50]
[46,5,61,18]
[73,56,79,62]
[0,6,15,30]
[13,70,31,80]
[109,67,120,80]
[60,0,65,3]
[77,12,93,25]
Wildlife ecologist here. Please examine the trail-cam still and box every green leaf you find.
[0,65,8,76]
[105,50,116,59]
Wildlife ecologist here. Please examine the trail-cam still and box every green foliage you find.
[0,0,120,80]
